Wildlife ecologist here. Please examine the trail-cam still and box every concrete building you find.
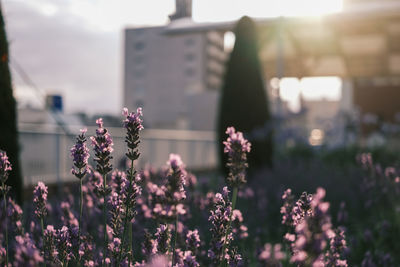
[123,0,226,130]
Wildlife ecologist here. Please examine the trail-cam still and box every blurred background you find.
[3,0,400,187]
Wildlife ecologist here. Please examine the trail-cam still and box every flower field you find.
[1,108,399,266]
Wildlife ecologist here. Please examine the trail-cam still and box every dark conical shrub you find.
[217,16,273,173]
[0,6,23,203]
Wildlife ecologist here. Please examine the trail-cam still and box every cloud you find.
[3,1,121,114]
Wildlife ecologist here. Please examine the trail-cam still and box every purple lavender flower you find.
[290,188,334,266]
[164,154,187,220]
[228,246,243,267]
[78,234,94,265]
[111,170,126,195]
[122,107,143,162]
[91,118,114,176]
[13,233,44,267]
[223,127,251,188]
[142,229,157,260]
[181,250,200,267]
[60,201,78,228]
[291,191,313,227]
[325,228,348,267]
[0,150,11,184]
[155,224,171,255]
[186,229,201,254]
[108,237,122,261]
[116,174,142,264]
[7,197,24,236]
[56,226,73,265]
[109,192,124,239]
[280,188,295,227]
[0,149,12,265]
[33,182,48,219]
[91,118,113,265]
[71,128,90,179]
[43,225,58,264]
[208,186,232,265]
[258,243,284,267]
[121,175,142,224]
[231,209,248,240]
[0,246,6,266]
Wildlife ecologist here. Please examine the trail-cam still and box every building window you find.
[134,42,145,50]
[185,53,195,62]
[185,38,195,46]
[185,68,195,76]
[134,69,145,78]
[135,56,144,64]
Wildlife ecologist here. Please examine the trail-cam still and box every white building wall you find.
[124,25,226,130]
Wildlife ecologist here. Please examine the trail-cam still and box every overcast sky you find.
[3,0,342,115]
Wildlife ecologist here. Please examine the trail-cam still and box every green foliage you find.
[217,16,273,173]
[0,7,22,203]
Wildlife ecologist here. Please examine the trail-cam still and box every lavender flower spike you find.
[13,233,44,267]
[0,150,12,267]
[223,127,251,188]
[91,118,113,266]
[91,118,114,176]
[122,107,143,162]
[0,149,12,184]
[71,128,90,179]
[208,187,232,265]
[33,181,48,219]
[155,224,171,255]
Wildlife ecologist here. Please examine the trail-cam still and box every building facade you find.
[124,0,227,130]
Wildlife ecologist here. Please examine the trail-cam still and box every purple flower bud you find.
[43,225,58,264]
[91,118,113,176]
[208,187,233,265]
[186,229,201,254]
[258,243,284,266]
[33,182,48,219]
[71,128,90,179]
[287,188,334,266]
[56,226,73,264]
[122,107,143,131]
[182,250,200,267]
[325,228,348,267]
[0,150,12,184]
[13,233,43,267]
[223,127,251,187]
[142,230,157,260]
[155,224,171,254]
[123,107,143,162]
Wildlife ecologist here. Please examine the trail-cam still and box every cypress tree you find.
[218,16,273,173]
[0,4,23,203]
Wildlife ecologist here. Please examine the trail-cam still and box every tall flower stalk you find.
[220,127,251,266]
[91,118,113,266]
[165,154,187,265]
[0,150,11,266]
[118,107,143,265]
[33,181,49,267]
[208,187,232,266]
[71,128,90,264]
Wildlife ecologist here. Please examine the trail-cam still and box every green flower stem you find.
[172,215,179,265]
[102,174,108,267]
[128,221,133,264]
[78,177,83,265]
[118,159,135,266]
[220,186,238,267]
[40,217,47,267]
